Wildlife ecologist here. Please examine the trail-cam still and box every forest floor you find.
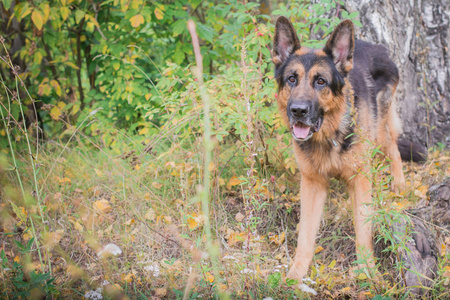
[0,137,449,299]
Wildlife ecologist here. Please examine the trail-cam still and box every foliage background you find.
[0,0,449,299]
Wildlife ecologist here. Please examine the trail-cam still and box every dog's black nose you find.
[290,103,309,117]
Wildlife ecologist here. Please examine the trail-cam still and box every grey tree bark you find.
[314,0,450,147]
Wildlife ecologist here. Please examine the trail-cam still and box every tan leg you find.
[386,105,405,193]
[376,88,406,193]
[348,174,375,270]
[286,175,328,282]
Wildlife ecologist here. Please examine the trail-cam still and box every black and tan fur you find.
[272,17,426,282]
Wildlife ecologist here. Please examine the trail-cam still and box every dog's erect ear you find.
[273,17,300,66]
[323,20,355,75]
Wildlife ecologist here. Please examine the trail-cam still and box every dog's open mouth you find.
[291,117,323,142]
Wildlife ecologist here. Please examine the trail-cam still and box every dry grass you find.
[0,135,449,299]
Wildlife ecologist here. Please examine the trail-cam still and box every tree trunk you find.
[314,0,450,147]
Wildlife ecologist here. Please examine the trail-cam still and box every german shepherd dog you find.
[272,17,426,283]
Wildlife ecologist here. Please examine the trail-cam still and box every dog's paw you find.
[285,267,304,285]
[391,178,406,194]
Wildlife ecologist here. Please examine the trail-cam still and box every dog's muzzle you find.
[288,101,323,142]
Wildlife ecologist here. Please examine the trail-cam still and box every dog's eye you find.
[317,77,326,85]
[288,75,296,84]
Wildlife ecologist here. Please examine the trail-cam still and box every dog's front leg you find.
[348,174,375,271]
[286,175,328,283]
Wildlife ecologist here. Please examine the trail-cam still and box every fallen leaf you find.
[94,199,112,214]
[269,232,285,245]
[122,272,135,282]
[358,273,368,280]
[205,272,214,283]
[235,212,245,222]
[227,176,242,190]
[70,220,84,232]
[155,287,167,297]
[124,219,135,226]
[315,245,324,254]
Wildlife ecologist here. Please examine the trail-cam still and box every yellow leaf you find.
[10,202,27,226]
[93,199,112,214]
[154,7,163,20]
[358,273,368,280]
[58,177,71,183]
[341,287,351,293]
[414,185,428,199]
[122,273,135,283]
[134,164,141,170]
[139,127,149,135]
[328,259,336,269]
[31,10,44,30]
[315,245,324,254]
[205,272,214,283]
[38,82,51,96]
[40,3,50,22]
[70,220,84,232]
[268,232,285,245]
[50,80,62,96]
[94,169,103,176]
[187,213,203,231]
[187,216,199,230]
[60,7,70,21]
[34,51,43,64]
[64,61,79,69]
[218,178,225,186]
[227,176,242,190]
[14,256,20,263]
[87,14,100,28]
[124,219,135,226]
[130,14,144,28]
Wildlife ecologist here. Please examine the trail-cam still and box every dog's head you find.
[273,17,354,142]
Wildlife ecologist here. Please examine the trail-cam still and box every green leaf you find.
[268,272,281,288]
[172,19,186,36]
[2,0,12,10]
[286,278,299,287]
[75,10,85,24]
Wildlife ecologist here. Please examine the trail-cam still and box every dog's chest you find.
[294,141,359,181]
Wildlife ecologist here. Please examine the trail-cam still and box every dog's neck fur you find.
[297,81,353,154]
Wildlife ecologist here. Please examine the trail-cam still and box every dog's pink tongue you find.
[293,123,310,139]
